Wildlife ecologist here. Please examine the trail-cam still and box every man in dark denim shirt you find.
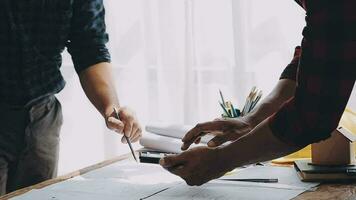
[0,0,142,195]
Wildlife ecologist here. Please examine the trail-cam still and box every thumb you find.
[160,154,186,168]
[207,135,228,147]
[107,117,125,133]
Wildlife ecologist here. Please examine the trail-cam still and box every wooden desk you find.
[0,154,130,200]
[1,154,356,200]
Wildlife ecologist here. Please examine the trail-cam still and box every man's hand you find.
[106,106,142,143]
[181,118,252,150]
[160,146,230,186]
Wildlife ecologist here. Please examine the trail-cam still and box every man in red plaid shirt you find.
[160,0,356,186]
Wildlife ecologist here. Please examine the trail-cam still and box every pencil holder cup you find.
[219,104,241,119]
[221,113,241,119]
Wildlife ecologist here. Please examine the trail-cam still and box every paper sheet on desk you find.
[11,162,319,200]
[11,161,183,200]
[146,181,307,200]
[146,166,319,200]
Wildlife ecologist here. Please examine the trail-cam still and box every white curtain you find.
[56,0,310,175]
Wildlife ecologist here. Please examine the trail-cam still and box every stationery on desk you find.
[219,87,262,118]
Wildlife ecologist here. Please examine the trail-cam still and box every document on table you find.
[146,181,306,200]
[11,162,183,200]
[145,166,319,200]
[11,162,319,200]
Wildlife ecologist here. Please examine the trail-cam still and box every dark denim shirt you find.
[0,0,111,105]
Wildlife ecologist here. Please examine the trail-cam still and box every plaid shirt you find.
[269,0,356,146]
[0,0,111,106]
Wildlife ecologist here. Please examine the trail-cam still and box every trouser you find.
[0,95,63,196]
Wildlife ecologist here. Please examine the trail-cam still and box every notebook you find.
[294,159,356,182]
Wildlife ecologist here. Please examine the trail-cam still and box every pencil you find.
[219,178,278,183]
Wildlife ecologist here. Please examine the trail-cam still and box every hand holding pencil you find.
[105,106,142,143]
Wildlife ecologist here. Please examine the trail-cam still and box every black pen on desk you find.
[219,178,278,183]
[113,107,138,162]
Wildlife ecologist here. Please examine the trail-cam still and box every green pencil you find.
[231,103,238,117]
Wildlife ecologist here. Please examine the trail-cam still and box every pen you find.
[113,108,138,162]
[219,178,278,183]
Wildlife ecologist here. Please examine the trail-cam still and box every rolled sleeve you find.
[269,1,356,146]
[67,0,111,73]
[280,46,301,81]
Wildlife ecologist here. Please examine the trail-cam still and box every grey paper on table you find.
[11,161,183,200]
[146,181,307,200]
[146,166,320,200]
[11,162,319,200]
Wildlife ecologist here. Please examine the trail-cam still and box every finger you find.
[182,121,224,143]
[167,165,189,178]
[123,119,134,138]
[181,131,207,151]
[207,135,229,147]
[130,123,139,140]
[186,178,205,186]
[159,153,187,168]
[118,107,136,138]
[131,129,142,143]
[121,135,128,144]
[107,117,125,133]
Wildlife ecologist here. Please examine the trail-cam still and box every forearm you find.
[219,119,303,169]
[78,62,119,118]
[243,79,296,128]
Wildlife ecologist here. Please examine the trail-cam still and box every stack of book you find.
[294,160,356,181]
